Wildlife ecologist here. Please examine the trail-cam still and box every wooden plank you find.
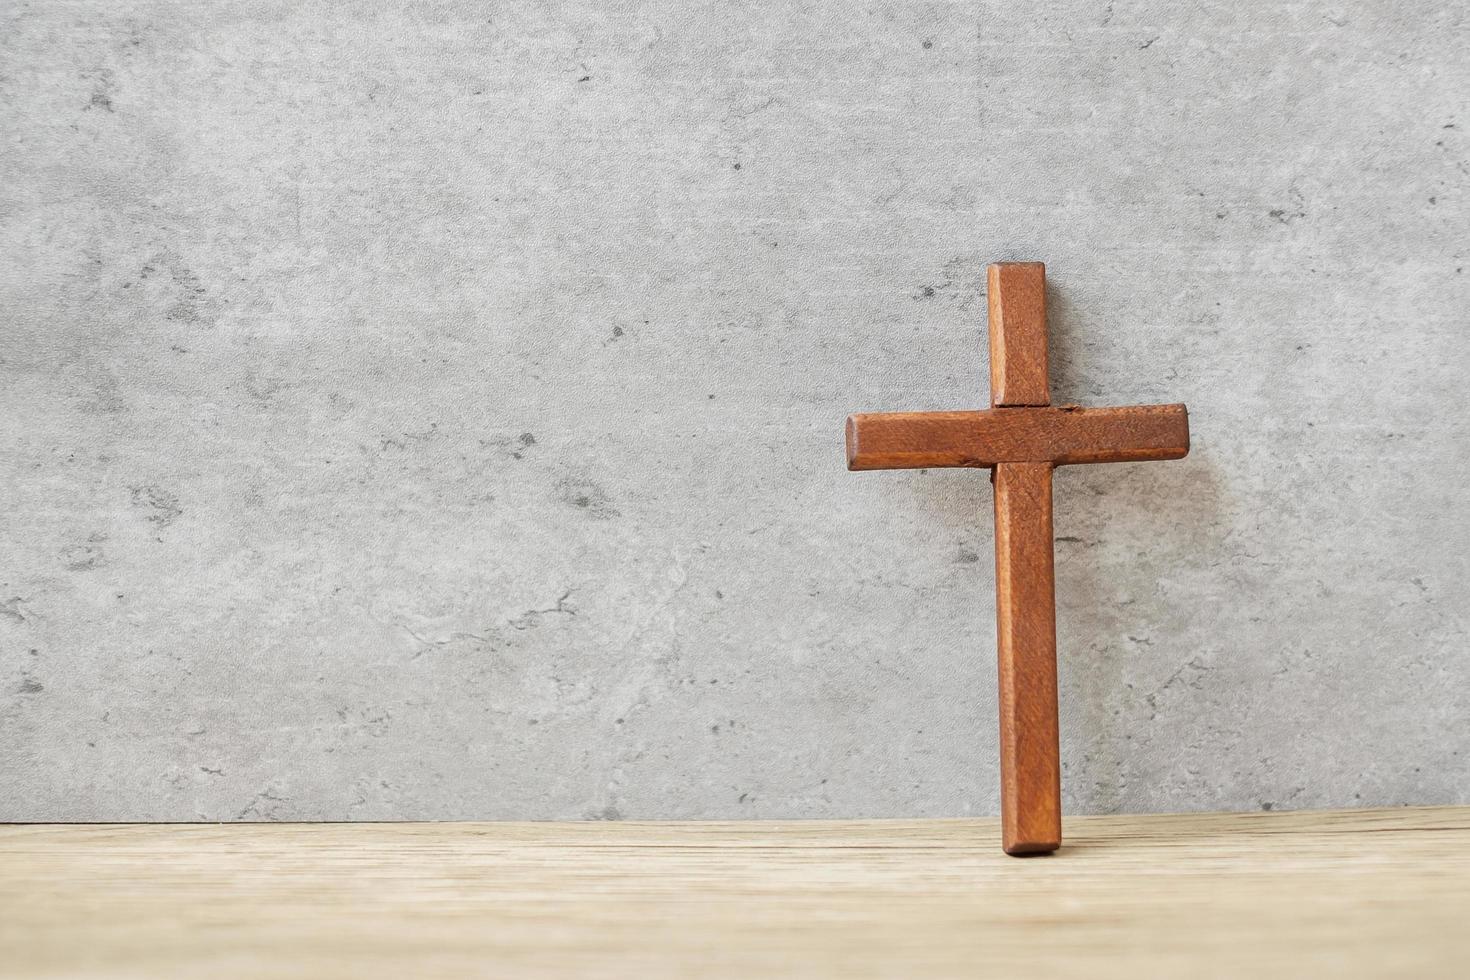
[2,808,1468,978]
[988,262,1050,407]
[846,403,1189,470]
[992,461,1061,854]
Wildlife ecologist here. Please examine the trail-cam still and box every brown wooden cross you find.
[845,262,1189,855]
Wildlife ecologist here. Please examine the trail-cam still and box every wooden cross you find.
[845,262,1189,855]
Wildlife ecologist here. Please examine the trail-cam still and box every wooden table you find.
[2,807,1465,978]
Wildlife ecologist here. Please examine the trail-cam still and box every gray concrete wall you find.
[2,1,1466,821]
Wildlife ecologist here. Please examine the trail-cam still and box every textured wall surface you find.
[2,1,1467,821]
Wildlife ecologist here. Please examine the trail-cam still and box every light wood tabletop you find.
[2,806,1466,978]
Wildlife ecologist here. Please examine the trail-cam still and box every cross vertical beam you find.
[988,263,1060,854]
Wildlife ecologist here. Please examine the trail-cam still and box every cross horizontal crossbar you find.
[846,404,1189,471]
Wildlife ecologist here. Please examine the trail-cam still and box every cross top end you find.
[843,261,1190,856]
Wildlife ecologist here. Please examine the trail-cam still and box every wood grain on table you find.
[2,807,1466,978]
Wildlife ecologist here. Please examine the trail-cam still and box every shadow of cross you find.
[845,262,1190,856]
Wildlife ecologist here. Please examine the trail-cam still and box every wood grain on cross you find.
[845,263,1189,855]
